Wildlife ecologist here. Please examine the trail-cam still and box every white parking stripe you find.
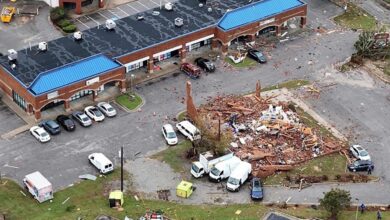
[107,10,120,18]
[86,15,100,26]
[149,0,161,7]
[98,12,110,20]
[136,1,150,9]
[76,19,90,29]
[117,7,129,16]
[126,3,140,12]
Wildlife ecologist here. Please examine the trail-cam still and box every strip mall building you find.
[0,0,307,120]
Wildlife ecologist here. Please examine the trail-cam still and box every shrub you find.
[50,7,65,22]
[57,19,72,28]
[62,24,77,33]
[65,205,76,212]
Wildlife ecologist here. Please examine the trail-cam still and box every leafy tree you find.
[319,188,351,219]
[354,31,375,57]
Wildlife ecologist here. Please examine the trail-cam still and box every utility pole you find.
[121,146,124,192]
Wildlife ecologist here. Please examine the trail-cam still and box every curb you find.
[114,92,145,113]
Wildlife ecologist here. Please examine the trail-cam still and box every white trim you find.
[185,34,214,46]
[153,45,182,57]
[124,56,150,71]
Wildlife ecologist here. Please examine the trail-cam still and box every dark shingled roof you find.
[0,0,259,86]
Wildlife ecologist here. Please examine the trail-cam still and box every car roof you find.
[36,127,47,135]
[163,124,175,132]
[90,153,112,165]
[46,120,58,127]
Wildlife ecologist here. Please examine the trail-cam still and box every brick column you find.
[179,48,187,63]
[300,16,307,28]
[64,100,71,112]
[147,58,154,74]
[34,110,41,120]
[120,80,127,92]
[276,25,282,37]
[221,44,228,56]
[98,0,104,8]
[27,104,33,115]
[92,91,97,101]
[75,1,82,14]
[211,38,219,51]
[247,34,256,43]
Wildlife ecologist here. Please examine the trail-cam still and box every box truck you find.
[191,150,234,178]
[226,161,252,192]
[208,156,241,182]
[23,171,53,203]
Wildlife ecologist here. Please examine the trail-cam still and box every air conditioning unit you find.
[198,3,204,7]
[164,2,173,11]
[8,49,17,61]
[74,31,83,40]
[105,19,116,30]
[38,42,47,52]
[174,18,183,27]
[207,7,212,12]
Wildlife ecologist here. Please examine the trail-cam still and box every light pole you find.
[130,74,135,93]
[355,198,359,220]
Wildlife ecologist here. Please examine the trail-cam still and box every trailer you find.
[1,7,16,23]
[23,171,53,203]
[191,150,234,178]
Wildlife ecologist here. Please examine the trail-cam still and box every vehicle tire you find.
[217,178,221,183]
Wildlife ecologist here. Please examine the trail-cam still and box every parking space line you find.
[136,1,150,10]
[107,10,120,19]
[76,19,90,29]
[86,15,100,26]
[117,6,130,16]
[126,3,140,12]
[98,12,110,20]
[149,0,161,7]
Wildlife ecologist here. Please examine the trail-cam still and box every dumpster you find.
[176,181,194,198]
[23,171,53,203]
[108,190,124,208]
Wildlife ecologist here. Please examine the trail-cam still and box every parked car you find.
[39,120,60,135]
[247,49,267,63]
[30,126,50,143]
[194,57,215,72]
[161,124,178,145]
[85,106,105,122]
[180,63,201,79]
[97,102,117,117]
[250,178,263,200]
[56,115,76,131]
[350,145,371,161]
[72,111,92,127]
[176,120,201,142]
[88,153,114,174]
[348,160,374,172]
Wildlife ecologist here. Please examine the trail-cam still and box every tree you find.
[319,188,351,219]
[354,31,375,57]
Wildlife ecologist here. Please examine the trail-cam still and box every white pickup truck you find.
[191,150,234,178]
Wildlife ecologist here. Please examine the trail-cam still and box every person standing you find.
[377,210,382,220]
[367,166,372,175]
[360,203,366,214]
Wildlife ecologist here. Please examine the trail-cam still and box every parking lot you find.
[73,0,178,31]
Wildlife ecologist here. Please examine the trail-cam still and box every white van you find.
[176,120,201,142]
[226,161,252,192]
[208,156,241,182]
[88,153,114,174]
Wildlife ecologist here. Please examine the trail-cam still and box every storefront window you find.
[12,91,27,111]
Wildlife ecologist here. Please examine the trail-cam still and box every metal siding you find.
[218,0,304,30]
[30,55,120,95]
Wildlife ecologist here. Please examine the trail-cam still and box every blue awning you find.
[218,0,305,31]
[29,55,121,95]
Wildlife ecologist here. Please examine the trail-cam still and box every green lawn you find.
[177,111,187,122]
[115,93,142,110]
[151,141,192,173]
[264,153,347,185]
[225,57,257,68]
[262,79,310,92]
[296,107,336,138]
[334,3,376,31]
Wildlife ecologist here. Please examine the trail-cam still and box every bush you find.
[50,7,65,22]
[65,205,76,212]
[57,19,72,28]
[62,24,77,33]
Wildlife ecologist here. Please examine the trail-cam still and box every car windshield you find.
[41,132,48,137]
[253,182,262,191]
[228,177,239,185]
[107,107,114,112]
[167,132,176,138]
[360,150,368,156]
[210,167,221,176]
[354,161,360,166]
[82,116,89,122]
[93,109,102,116]
[255,52,264,57]
[47,121,59,128]
[191,164,200,173]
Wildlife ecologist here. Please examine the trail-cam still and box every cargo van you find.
[88,153,114,174]
[226,161,252,192]
[208,156,241,182]
[191,150,234,178]
[176,120,201,142]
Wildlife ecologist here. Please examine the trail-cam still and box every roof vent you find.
[73,31,83,41]
[207,7,212,12]
[7,49,17,61]
[38,42,48,52]
[164,2,173,11]
[137,14,144,21]
[226,8,232,12]
[174,18,183,27]
[152,11,160,16]
[199,3,204,7]
[105,19,116,30]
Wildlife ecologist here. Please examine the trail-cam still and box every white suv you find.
[350,145,371,161]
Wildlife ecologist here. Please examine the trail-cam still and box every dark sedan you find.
[347,160,374,172]
[39,120,60,135]
[194,57,216,72]
[247,49,267,63]
[56,115,76,131]
[250,177,263,200]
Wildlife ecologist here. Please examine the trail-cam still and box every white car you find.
[85,106,105,122]
[88,153,114,174]
[30,126,50,143]
[97,102,117,117]
[162,124,178,145]
[350,145,371,161]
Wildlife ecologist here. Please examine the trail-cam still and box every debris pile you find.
[198,94,343,178]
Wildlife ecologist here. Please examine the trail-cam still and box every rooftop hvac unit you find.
[7,49,17,61]
[174,18,183,27]
[38,42,48,51]
[152,11,160,16]
[105,19,116,30]
[164,2,173,11]
[207,7,212,12]
[74,31,83,40]
[137,14,144,21]
[198,3,204,7]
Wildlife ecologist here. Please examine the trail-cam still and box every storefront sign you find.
[47,91,58,100]
[259,18,275,26]
[86,77,100,86]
